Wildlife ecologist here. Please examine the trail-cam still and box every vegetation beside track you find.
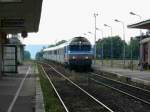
[37,64,64,112]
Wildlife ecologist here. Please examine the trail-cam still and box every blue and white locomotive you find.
[43,37,93,69]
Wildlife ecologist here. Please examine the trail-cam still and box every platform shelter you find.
[128,19,150,69]
[0,0,43,76]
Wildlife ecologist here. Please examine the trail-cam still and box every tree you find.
[128,37,139,59]
[48,40,67,48]
[96,36,126,59]
[35,51,43,60]
[24,50,31,60]
[48,44,55,48]
[56,40,67,46]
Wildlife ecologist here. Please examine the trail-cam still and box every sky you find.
[23,0,150,58]
[24,45,48,58]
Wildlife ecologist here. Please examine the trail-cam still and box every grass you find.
[37,64,65,112]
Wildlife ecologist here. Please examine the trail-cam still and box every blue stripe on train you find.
[68,51,93,55]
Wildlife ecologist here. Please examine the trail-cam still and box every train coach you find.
[43,37,93,69]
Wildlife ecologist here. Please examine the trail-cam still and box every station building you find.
[128,19,150,69]
[0,0,43,76]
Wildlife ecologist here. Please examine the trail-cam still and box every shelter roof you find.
[0,0,43,33]
[128,19,150,29]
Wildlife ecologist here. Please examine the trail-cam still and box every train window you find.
[50,51,52,54]
[54,50,57,55]
[69,45,91,51]
[81,45,91,51]
[64,47,67,53]
[59,49,61,54]
[61,48,64,54]
[57,50,59,55]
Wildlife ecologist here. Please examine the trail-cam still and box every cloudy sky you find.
[23,0,150,45]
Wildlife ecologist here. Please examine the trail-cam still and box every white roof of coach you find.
[140,37,150,44]
[43,37,91,52]
[43,41,69,52]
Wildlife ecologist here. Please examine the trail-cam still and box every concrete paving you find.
[0,62,45,112]
[93,64,150,85]
[12,65,36,112]
[0,72,23,112]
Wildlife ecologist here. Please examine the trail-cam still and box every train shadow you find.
[69,67,94,73]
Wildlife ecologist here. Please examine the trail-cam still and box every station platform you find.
[0,62,44,112]
[92,64,150,86]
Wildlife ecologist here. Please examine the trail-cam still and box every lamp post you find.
[96,28,104,66]
[88,31,96,64]
[93,13,98,64]
[130,37,133,70]
[104,24,113,67]
[83,33,87,35]
[129,12,142,20]
[114,19,126,68]
[129,12,143,71]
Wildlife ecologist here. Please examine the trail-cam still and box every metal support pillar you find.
[0,32,7,77]
[0,44,2,78]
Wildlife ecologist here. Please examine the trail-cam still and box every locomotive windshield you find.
[69,45,91,51]
[69,37,92,51]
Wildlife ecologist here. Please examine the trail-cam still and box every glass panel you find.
[69,45,91,51]
[4,66,16,72]
[4,47,15,52]
[4,60,16,65]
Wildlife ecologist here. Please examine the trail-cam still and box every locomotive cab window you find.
[64,46,67,53]
[69,45,91,51]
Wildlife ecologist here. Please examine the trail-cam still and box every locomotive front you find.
[67,37,93,68]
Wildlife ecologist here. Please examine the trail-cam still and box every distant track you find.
[90,72,150,105]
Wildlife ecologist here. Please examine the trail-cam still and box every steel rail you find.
[45,63,114,112]
[90,72,150,104]
[90,77,150,105]
[40,64,70,112]
[90,72,150,93]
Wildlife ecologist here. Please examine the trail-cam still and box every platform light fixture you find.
[96,27,104,66]
[114,19,126,68]
[104,24,113,67]
[129,11,143,71]
[93,13,98,64]
[129,12,142,20]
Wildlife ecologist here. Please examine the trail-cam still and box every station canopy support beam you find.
[0,32,7,77]
[128,19,150,29]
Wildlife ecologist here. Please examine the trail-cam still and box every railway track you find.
[89,72,150,105]
[38,61,150,112]
[39,62,114,112]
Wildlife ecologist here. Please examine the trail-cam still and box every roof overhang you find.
[0,0,43,33]
[128,19,150,29]
[140,37,150,44]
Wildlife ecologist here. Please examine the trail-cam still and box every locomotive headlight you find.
[72,56,76,59]
[85,56,89,59]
